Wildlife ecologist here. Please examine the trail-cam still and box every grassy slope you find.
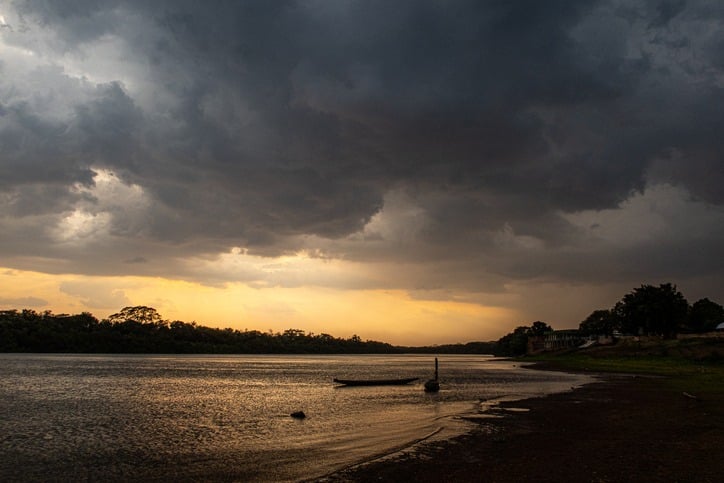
[526,336,724,396]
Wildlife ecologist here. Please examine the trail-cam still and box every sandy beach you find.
[323,367,724,482]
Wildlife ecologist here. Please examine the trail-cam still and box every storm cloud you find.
[1,0,723,314]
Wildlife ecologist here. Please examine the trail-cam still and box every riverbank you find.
[323,363,724,482]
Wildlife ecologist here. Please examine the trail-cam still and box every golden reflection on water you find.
[0,354,590,482]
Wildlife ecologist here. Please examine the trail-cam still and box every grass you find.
[526,336,724,397]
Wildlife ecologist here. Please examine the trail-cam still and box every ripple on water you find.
[0,354,591,482]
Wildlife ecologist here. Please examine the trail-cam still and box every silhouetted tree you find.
[579,309,618,336]
[107,306,167,328]
[282,328,306,338]
[495,326,530,356]
[613,283,688,338]
[688,298,724,333]
[528,321,552,337]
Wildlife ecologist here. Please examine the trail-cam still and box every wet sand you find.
[322,367,724,482]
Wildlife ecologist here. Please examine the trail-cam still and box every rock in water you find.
[424,379,440,392]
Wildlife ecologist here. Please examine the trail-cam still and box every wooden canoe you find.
[333,377,419,387]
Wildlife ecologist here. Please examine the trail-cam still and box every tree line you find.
[2,283,721,355]
[0,306,399,354]
[578,283,723,338]
[493,283,724,357]
[0,305,500,354]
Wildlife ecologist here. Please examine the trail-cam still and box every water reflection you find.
[0,354,590,482]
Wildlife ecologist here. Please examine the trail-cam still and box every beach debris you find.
[682,392,699,401]
[290,411,306,419]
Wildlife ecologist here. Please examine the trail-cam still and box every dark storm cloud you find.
[1,0,723,296]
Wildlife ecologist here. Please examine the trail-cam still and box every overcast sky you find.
[1,0,723,344]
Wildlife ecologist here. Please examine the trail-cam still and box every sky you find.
[1,0,724,345]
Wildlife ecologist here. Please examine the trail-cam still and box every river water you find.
[0,354,590,482]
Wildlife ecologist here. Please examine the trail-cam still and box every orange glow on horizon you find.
[0,267,517,345]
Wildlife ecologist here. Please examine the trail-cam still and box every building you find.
[527,329,587,354]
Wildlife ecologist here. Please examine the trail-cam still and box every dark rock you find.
[424,379,440,392]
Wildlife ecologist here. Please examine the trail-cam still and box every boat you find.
[424,357,440,392]
[333,377,419,386]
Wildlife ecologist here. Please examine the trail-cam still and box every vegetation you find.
[526,337,724,396]
[613,283,689,338]
[688,298,724,333]
[493,321,552,357]
[519,286,724,404]
[0,307,400,354]
[578,309,617,336]
[486,283,723,358]
[1,282,722,355]
[579,283,723,338]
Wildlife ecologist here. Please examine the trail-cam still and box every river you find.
[0,353,590,482]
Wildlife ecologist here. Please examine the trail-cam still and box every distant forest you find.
[2,283,721,356]
[0,305,497,355]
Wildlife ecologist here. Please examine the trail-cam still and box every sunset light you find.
[0,0,722,344]
[2,2,723,482]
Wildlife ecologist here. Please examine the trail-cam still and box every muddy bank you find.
[322,372,724,482]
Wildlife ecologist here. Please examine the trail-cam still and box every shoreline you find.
[320,365,724,482]
[312,364,594,482]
